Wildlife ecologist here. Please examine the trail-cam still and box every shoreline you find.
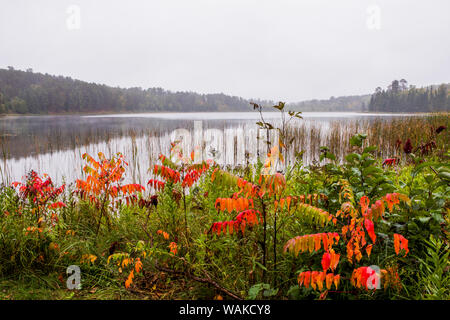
[1,110,447,118]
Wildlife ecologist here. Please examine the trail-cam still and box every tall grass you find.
[285,113,449,164]
[0,113,448,184]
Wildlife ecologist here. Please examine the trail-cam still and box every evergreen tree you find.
[368,79,449,113]
[0,68,254,115]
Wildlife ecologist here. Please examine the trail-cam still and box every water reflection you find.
[0,112,419,184]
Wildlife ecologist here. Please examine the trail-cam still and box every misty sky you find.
[0,0,449,102]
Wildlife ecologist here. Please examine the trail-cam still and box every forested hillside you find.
[0,67,253,114]
[1,68,448,115]
[369,79,449,112]
[288,94,371,112]
[289,79,450,113]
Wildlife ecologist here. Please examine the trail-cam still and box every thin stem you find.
[260,196,267,281]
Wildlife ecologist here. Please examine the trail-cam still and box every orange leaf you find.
[322,233,329,251]
[333,275,340,290]
[125,270,134,288]
[303,271,311,288]
[326,273,334,290]
[227,198,233,213]
[286,196,292,211]
[366,244,373,257]
[314,234,322,252]
[135,258,143,273]
[220,199,226,212]
[237,198,244,211]
[279,198,285,210]
[360,196,370,216]
[330,251,340,271]
[394,234,400,255]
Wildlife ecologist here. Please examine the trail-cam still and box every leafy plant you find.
[414,235,450,300]
[75,152,145,235]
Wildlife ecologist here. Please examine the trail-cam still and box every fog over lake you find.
[0,112,423,185]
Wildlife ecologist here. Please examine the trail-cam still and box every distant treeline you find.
[368,79,449,112]
[0,68,448,114]
[288,94,371,112]
[0,67,257,114]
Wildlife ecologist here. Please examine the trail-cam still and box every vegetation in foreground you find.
[0,106,448,300]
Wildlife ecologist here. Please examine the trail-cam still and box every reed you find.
[0,113,448,184]
[284,113,449,165]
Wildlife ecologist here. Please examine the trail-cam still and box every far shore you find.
[1,110,446,118]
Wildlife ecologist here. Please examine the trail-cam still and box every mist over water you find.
[0,112,423,185]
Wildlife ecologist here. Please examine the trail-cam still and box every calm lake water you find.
[0,112,421,185]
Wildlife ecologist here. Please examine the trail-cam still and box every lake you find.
[0,112,424,185]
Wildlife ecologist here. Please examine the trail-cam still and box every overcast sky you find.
[0,0,449,102]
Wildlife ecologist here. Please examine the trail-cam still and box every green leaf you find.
[263,288,278,297]
[349,133,367,147]
[431,212,445,224]
[413,162,441,173]
[346,153,361,163]
[362,166,381,176]
[437,170,450,182]
[363,146,377,153]
[418,217,431,224]
[254,261,268,271]
[248,283,270,300]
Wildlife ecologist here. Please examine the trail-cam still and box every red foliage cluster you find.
[383,193,405,212]
[147,179,165,191]
[182,166,208,188]
[351,266,379,289]
[321,251,340,272]
[153,159,210,188]
[360,195,387,221]
[382,158,398,167]
[153,165,181,183]
[210,209,261,236]
[12,170,66,219]
[12,170,65,206]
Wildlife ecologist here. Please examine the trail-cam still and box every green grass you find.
[0,129,448,300]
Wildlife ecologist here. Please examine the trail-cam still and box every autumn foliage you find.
[210,209,262,236]
[284,183,411,293]
[76,152,145,208]
[11,170,66,222]
[75,152,145,233]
